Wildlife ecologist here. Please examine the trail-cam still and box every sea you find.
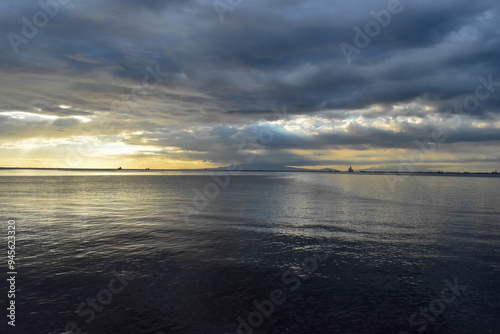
[0,170,499,334]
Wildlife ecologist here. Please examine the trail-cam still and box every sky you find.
[1,0,499,171]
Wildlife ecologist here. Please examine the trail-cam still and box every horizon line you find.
[0,167,498,175]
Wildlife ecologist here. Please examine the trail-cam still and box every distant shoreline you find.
[0,167,499,177]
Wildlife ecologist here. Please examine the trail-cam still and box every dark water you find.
[1,171,499,334]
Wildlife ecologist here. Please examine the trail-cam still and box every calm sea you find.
[0,170,499,334]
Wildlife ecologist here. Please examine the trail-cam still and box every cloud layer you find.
[1,0,499,170]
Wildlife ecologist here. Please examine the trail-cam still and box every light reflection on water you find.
[0,171,499,333]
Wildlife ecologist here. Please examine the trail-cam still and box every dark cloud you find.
[1,0,499,169]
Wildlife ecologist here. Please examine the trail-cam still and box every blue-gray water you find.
[1,171,499,334]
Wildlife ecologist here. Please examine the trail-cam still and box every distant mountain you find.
[206,163,337,172]
[319,168,340,172]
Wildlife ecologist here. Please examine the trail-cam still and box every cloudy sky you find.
[1,0,499,171]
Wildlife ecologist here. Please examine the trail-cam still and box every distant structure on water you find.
[118,167,122,170]
[348,166,354,173]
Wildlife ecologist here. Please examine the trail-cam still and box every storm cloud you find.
[1,0,499,170]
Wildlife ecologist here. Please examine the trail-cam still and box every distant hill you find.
[319,168,340,172]
[207,163,338,172]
